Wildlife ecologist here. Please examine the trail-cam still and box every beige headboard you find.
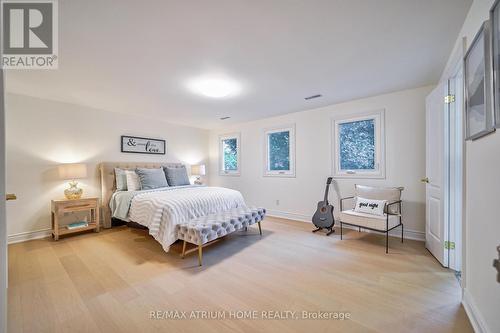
[99,162,184,228]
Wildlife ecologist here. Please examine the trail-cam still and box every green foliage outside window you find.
[223,138,238,171]
[339,119,375,170]
[268,131,290,171]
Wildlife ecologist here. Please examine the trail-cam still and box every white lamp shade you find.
[58,163,87,180]
[191,164,206,176]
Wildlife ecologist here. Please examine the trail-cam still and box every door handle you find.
[420,177,429,183]
[6,193,17,201]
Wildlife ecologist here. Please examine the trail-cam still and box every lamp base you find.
[194,177,203,185]
[64,181,83,200]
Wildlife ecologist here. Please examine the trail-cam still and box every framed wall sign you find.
[490,0,500,128]
[121,136,166,155]
[464,20,496,140]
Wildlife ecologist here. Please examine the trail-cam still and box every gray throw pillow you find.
[163,166,190,186]
[114,168,127,191]
[135,168,169,190]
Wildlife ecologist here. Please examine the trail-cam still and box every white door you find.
[0,66,7,332]
[446,62,464,272]
[425,82,447,266]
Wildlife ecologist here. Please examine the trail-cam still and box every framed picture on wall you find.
[490,0,500,128]
[121,135,166,154]
[464,20,496,140]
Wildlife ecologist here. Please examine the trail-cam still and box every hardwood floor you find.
[8,217,472,333]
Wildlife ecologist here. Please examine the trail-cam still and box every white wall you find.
[442,1,500,332]
[5,93,209,238]
[208,86,433,239]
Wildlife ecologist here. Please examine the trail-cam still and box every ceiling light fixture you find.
[304,94,322,100]
[187,76,241,98]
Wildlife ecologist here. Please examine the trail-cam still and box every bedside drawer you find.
[53,199,98,213]
[58,203,95,213]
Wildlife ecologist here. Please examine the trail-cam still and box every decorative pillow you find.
[355,185,402,214]
[125,170,141,191]
[114,168,127,191]
[163,166,190,186]
[136,168,169,190]
[354,197,387,216]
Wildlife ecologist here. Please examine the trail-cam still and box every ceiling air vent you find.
[304,94,322,100]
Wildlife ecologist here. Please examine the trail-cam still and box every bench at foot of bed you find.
[176,206,266,266]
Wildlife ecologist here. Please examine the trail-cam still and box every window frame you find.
[219,133,241,176]
[263,124,296,177]
[331,109,385,179]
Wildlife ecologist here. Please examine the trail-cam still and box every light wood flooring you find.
[8,217,472,333]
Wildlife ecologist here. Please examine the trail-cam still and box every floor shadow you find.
[335,227,425,256]
[176,229,272,273]
[112,224,272,273]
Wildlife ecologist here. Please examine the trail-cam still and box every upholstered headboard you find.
[99,162,184,228]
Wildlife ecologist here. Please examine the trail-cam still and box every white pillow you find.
[114,168,127,191]
[354,197,387,216]
[125,170,141,191]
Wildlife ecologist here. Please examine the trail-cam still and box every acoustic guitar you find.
[312,177,335,235]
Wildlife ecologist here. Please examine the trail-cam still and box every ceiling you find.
[5,0,472,129]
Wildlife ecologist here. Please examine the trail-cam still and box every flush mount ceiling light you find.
[187,76,241,98]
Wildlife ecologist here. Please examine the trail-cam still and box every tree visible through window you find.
[222,138,238,171]
[339,119,375,170]
[219,133,240,175]
[268,131,290,171]
[264,125,295,177]
[332,110,385,179]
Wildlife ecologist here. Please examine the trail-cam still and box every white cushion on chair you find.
[355,185,402,214]
[339,210,400,231]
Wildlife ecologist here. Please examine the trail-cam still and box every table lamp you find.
[191,164,206,185]
[58,163,87,199]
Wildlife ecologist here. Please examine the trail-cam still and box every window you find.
[219,133,240,175]
[332,110,385,178]
[264,125,295,177]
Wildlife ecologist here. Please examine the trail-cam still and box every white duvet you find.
[128,186,246,252]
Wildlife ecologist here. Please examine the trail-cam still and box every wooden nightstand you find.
[51,197,100,240]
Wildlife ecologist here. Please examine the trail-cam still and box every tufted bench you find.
[176,206,266,265]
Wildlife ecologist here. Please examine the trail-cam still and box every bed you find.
[99,162,246,252]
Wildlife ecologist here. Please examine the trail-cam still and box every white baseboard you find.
[387,228,424,242]
[267,209,311,223]
[266,209,425,241]
[462,288,490,333]
[8,228,52,244]
[9,211,424,244]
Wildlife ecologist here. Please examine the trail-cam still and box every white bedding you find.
[127,186,246,251]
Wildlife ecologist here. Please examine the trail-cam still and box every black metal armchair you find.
[338,185,404,253]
